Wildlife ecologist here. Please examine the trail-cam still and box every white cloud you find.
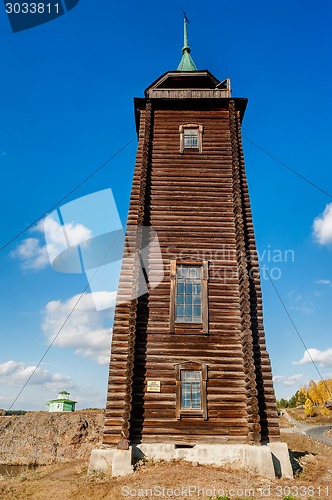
[273,374,303,386]
[313,203,332,245]
[283,374,304,386]
[42,292,114,365]
[43,217,92,264]
[11,218,92,271]
[316,279,331,285]
[295,347,332,367]
[0,360,73,391]
[10,237,49,270]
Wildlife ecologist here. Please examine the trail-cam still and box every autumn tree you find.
[300,379,332,407]
[297,389,307,405]
[317,380,332,404]
[284,379,332,412]
[304,398,315,417]
[307,380,322,405]
[321,406,331,416]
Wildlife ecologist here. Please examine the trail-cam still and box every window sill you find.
[180,148,200,154]
[177,409,205,419]
[172,322,208,335]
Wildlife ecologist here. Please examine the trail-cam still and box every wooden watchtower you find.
[93,18,292,478]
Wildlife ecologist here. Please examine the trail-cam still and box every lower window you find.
[175,362,208,419]
[181,371,202,409]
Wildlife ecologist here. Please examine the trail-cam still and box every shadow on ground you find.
[288,449,316,476]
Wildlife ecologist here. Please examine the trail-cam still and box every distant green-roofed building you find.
[47,391,77,412]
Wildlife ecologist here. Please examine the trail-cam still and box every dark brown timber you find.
[103,71,280,446]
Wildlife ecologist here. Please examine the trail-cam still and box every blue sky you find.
[0,0,332,410]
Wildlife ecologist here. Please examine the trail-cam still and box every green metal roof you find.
[177,15,197,72]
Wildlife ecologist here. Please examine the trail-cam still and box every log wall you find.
[103,97,280,446]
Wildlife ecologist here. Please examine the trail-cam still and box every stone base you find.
[89,442,293,479]
[268,442,293,479]
[88,448,134,477]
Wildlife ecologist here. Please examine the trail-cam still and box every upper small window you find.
[179,124,203,154]
[184,129,198,149]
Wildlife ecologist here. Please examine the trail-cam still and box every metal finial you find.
[177,12,197,71]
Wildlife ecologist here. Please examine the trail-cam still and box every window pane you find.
[181,371,201,409]
[177,294,184,305]
[181,382,191,408]
[191,383,201,408]
[185,305,192,316]
[186,129,197,137]
[185,294,192,304]
[183,129,198,149]
[177,305,184,317]
[194,305,201,318]
[193,294,201,305]
[182,371,200,382]
[182,267,189,278]
[175,265,202,323]
[189,267,196,278]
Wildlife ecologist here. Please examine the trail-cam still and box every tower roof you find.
[177,14,197,71]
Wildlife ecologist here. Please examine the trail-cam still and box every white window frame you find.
[179,124,203,154]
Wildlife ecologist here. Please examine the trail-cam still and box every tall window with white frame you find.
[175,363,208,419]
[169,260,209,334]
[181,370,202,409]
[176,265,202,323]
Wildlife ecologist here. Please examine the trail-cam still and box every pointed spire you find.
[177,14,197,72]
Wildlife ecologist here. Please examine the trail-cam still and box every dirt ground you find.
[0,432,331,500]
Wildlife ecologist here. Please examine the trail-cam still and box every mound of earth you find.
[0,411,104,465]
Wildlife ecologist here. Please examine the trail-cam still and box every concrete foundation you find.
[268,442,294,479]
[89,442,293,479]
[88,447,134,477]
[111,449,134,477]
[88,448,115,474]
